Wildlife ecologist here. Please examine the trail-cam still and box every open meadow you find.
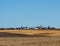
[0,30,60,46]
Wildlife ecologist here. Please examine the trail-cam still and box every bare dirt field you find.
[0,30,60,46]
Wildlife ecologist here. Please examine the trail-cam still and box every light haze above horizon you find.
[0,0,60,28]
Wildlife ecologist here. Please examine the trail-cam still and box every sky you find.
[0,0,60,28]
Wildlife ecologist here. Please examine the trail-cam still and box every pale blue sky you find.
[0,0,60,28]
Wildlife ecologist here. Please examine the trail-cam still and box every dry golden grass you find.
[0,30,60,36]
[0,37,60,46]
[0,30,60,46]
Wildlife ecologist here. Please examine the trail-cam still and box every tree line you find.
[0,26,57,30]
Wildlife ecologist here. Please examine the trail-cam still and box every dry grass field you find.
[0,30,60,46]
[0,30,60,36]
[0,37,60,46]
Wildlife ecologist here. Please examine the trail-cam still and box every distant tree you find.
[0,28,4,30]
[42,27,47,30]
[28,27,34,30]
[47,26,50,29]
[25,27,28,29]
[51,27,55,29]
[9,28,15,30]
[16,27,20,30]
[20,26,24,30]
[37,25,43,29]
